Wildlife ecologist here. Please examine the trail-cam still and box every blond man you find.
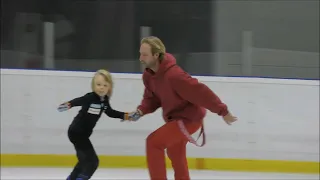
[128,36,237,180]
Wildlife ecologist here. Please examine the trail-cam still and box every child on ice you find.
[58,69,138,180]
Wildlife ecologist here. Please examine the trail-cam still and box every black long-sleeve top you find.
[67,92,125,136]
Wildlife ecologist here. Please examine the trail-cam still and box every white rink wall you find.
[1,69,319,162]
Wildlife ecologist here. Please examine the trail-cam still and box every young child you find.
[57,69,137,180]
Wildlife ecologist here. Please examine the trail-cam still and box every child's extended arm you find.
[68,94,91,107]
[57,93,91,112]
[104,105,127,120]
[104,96,132,120]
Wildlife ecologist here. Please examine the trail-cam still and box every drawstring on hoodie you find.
[177,120,206,147]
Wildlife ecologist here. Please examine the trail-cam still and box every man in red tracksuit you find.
[127,36,237,180]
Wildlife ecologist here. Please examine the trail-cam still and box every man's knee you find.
[146,132,165,150]
[146,133,155,147]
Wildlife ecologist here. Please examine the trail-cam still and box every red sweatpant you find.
[146,119,202,180]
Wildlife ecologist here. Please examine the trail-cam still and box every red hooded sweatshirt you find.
[138,53,229,123]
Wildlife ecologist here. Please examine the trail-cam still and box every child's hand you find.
[57,102,71,112]
[123,110,142,122]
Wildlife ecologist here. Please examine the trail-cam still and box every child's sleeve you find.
[68,93,92,107]
[104,103,126,119]
[104,97,126,119]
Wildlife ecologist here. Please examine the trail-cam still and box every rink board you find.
[1,69,319,174]
[1,154,319,174]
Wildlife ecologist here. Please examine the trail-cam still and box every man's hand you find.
[223,112,237,125]
[122,109,143,122]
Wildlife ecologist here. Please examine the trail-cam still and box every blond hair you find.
[141,36,166,60]
[91,69,113,97]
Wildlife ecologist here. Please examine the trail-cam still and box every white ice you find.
[1,168,319,180]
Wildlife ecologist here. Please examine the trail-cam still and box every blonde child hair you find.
[91,69,113,97]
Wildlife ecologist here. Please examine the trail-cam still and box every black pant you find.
[68,130,99,180]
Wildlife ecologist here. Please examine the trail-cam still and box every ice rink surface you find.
[1,168,319,180]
